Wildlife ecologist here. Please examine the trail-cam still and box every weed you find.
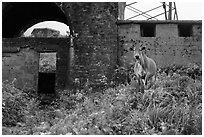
[2,63,202,135]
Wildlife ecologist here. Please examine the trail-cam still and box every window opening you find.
[178,24,192,37]
[140,24,156,37]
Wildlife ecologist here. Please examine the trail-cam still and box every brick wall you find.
[63,2,119,89]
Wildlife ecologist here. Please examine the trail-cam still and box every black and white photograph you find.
[1,0,202,135]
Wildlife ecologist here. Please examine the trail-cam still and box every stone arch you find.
[2,2,70,38]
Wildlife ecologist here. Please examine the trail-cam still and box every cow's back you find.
[146,57,157,77]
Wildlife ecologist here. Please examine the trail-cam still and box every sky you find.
[125,2,202,20]
[24,21,70,36]
[23,1,202,36]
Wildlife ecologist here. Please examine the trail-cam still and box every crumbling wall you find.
[2,48,39,90]
[117,21,202,69]
[2,38,70,91]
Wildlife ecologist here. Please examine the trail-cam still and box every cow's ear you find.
[129,47,133,51]
[140,46,146,51]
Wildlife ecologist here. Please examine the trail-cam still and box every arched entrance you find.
[2,2,70,38]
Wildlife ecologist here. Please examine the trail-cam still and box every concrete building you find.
[117,20,202,68]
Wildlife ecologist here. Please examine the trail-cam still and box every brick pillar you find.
[65,2,118,89]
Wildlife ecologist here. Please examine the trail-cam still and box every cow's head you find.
[133,44,146,65]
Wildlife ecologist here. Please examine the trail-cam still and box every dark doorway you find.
[38,52,56,94]
[38,72,56,94]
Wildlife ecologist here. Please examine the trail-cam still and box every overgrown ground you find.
[2,63,202,135]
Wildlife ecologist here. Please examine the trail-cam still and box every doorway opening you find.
[38,72,56,94]
[38,52,57,94]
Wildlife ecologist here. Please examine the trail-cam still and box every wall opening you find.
[38,73,56,94]
[140,24,156,37]
[38,52,57,94]
[178,24,192,37]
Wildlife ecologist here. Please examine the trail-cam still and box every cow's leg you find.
[145,73,154,89]
[149,76,154,88]
[140,78,145,93]
[135,76,144,93]
[146,74,156,89]
[144,73,150,86]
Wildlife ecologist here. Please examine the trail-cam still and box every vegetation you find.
[2,63,202,135]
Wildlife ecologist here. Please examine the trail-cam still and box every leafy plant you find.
[2,63,202,135]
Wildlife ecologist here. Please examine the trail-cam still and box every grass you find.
[2,63,202,135]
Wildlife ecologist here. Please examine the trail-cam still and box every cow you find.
[132,58,145,92]
[133,44,157,89]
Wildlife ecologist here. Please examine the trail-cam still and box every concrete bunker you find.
[117,20,202,68]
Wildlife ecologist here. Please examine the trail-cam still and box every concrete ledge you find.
[117,20,202,25]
